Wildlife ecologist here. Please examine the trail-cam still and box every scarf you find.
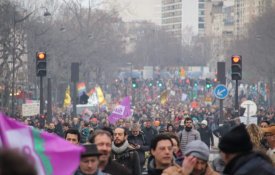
[112,140,129,154]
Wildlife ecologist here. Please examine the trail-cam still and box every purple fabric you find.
[108,96,132,124]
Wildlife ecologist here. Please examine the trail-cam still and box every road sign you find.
[213,84,229,99]
[240,100,257,117]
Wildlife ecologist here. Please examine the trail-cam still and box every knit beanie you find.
[184,140,209,161]
[218,124,253,153]
[201,120,208,126]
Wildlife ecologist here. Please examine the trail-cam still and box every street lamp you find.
[11,6,51,117]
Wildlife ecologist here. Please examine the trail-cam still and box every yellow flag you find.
[95,86,106,105]
[63,86,71,108]
[160,90,169,105]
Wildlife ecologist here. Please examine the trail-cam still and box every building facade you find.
[161,0,207,44]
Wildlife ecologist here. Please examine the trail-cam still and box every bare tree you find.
[226,6,275,106]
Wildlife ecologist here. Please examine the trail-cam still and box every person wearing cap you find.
[198,120,214,148]
[74,144,109,175]
[261,125,275,165]
[182,140,218,175]
[162,140,218,175]
[218,124,275,175]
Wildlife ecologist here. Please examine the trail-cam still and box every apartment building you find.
[161,0,206,44]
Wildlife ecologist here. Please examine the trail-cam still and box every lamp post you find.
[11,6,51,116]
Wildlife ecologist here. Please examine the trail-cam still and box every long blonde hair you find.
[246,123,263,150]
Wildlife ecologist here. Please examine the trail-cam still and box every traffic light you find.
[231,55,242,80]
[206,78,212,89]
[148,80,153,87]
[132,78,138,88]
[36,52,47,77]
[157,80,163,87]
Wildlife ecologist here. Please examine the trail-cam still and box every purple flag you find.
[0,113,84,175]
[108,96,132,124]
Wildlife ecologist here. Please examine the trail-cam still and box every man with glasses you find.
[178,117,201,153]
[128,123,149,170]
[262,125,275,164]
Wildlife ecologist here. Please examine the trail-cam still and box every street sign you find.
[240,100,257,117]
[213,84,229,99]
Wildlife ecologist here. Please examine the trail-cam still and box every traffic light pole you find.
[72,81,77,117]
[234,80,239,117]
[47,78,52,122]
[39,76,44,115]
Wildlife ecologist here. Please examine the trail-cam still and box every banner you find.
[77,82,86,97]
[95,86,106,105]
[0,113,84,175]
[63,86,71,108]
[160,90,169,105]
[22,102,40,117]
[108,96,132,124]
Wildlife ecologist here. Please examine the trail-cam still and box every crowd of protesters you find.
[1,75,275,175]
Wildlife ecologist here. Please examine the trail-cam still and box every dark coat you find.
[223,152,275,175]
[128,133,149,167]
[142,127,158,147]
[103,159,131,175]
[112,147,141,175]
[198,126,214,147]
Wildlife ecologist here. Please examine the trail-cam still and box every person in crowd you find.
[218,124,275,175]
[124,119,132,135]
[72,117,80,130]
[0,149,37,175]
[62,122,70,136]
[259,120,270,128]
[213,120,231,141]
[145,134,174,175]
[166,133,183,165]
[163,140,218,175]
[47,122,56,133]
[261,125,275,165]
[183,140,218,175]
[246,123,266,152]
[178,117,201,153]
[112,127,141,175]
[198,120,214,148]
[90,117,100,130]
[81,122,91,143]
[166,123,176,133]
[142,119,158,147]
[65,129,81,145]
[74,144,108,175]
[128,123,149,170]
[89,130,131,175]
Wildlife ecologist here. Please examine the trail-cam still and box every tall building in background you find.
[104,0,161,24]
[161,0,206,44]
[234,0,275,37]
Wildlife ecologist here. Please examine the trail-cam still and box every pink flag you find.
[108,96,132,124]
[0,113,84,175]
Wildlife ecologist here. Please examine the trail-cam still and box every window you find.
[199,3,205,8]
[198,23,204,28]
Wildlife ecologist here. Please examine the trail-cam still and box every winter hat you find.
[201,120,208,126]
[218,124,253,153]
[184,140,209,161]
